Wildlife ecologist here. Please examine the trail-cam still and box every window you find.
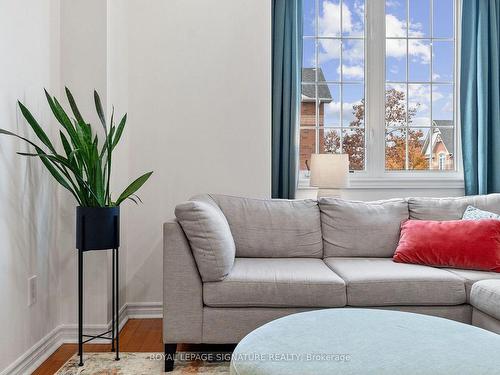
[300,0,459,182]
[301,0,366,174]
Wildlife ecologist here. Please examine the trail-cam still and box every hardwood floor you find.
[33,318,236,374]
[33,319,166,375]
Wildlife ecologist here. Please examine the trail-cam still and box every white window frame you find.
[438,152,446,170]
[299,0,463,190]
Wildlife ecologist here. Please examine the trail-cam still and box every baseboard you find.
[126,301,163,318]
[1,302,162,375]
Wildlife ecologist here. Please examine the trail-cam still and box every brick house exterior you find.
[422,120,454,170]
[299,68,332,171]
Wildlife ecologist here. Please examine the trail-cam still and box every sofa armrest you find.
[163,219,203,343]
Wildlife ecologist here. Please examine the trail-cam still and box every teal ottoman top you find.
[230,309,500,375]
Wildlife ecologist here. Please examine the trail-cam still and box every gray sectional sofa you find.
[163,193,500,371]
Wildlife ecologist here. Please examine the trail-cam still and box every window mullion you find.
[365,0,386,177]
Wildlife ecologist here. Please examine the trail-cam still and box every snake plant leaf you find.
[100,126,117,159]
[19,152,77,175]
[38,156,81,204]
[112,114,127,150]
[95,159,105,206]
[18,147,83,205]
[59,131,73,157]
[35,151,102,205]
[0,128,42,150]
[65,87,85,124]
[52,97,80,148]
[115,171,153,206]
[18,101,56,154]
[59,131,80,171]
[45,90,75,138]
[94,90,107,131]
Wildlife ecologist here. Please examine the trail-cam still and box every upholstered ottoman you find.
[230,309,500,375]
[471,280,500,334]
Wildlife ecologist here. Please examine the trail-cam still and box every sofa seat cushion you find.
[470,280,500,320]
[324,257,466,306]
[203,258,346,308]
[445,269,500,302]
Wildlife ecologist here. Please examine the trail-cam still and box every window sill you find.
[298,174,464,190]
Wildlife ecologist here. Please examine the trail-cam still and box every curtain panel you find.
[271,0,303,199]
[461,0,500,195]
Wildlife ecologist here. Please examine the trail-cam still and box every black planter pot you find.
[76,206,120,251]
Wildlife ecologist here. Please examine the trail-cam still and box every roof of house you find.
[422,120,454,156]
[301,68,333,102]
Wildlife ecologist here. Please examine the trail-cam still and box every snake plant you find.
[0,88,152,207]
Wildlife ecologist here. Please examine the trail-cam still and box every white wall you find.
[0,0,60,370]
[108,0,130,317]
[123,0,272,304]
[57,0,111,327]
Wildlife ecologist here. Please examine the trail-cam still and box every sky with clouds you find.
[303,0,455,132]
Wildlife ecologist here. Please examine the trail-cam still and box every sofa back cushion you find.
[319,198,409,257]
[408,194,500,220]
[175,200,235,281]
[207,194,323,258]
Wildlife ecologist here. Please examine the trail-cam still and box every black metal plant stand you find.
[76,206,120,367]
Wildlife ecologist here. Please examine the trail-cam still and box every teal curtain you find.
[272,0,302,199]
[461,0,500,195]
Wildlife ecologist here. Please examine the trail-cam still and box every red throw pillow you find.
[393,219,500,272]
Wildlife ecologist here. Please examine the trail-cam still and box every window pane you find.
[386,0,407,37]
[322,128,341,153]
[433,41,454,82]
[409,0,431,37]
[303,0,316,37]
[408,84,431,127]
[385,128,406,170]
[428,128,455,170]
[318,39,341,81]
[300,128,317,172]
[342,0,364,37]
[342,39,364,81]
[343,128,365,170]
[301,0,366,174]
[386,84,407,127]
[302,39,316,81]
[433,0,454,38]
[432,84,453,122]
[320,83,340,125]
[319,0,341,37]
[343,84,364,127]
[386,39,406,81]
[408,39,431,81]
[300,85,317,126]
[408,128,429,169]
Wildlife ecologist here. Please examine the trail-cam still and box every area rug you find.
[56,352,230,374]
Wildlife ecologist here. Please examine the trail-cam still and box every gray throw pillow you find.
[175,201,235,281]
[462,205,500,220]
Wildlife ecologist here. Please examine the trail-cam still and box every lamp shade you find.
[309,153,349,188]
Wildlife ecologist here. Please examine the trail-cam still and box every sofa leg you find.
[164,344,177,372]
